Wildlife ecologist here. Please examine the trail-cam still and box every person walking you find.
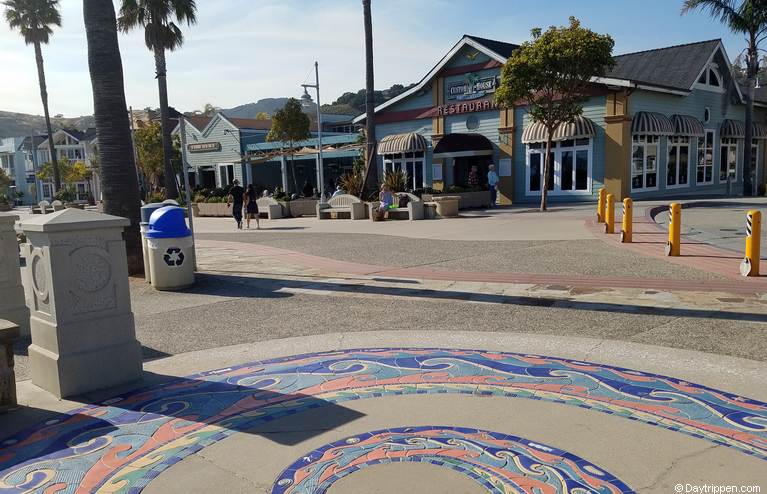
[227,179,245,229]
[244,184,260,230]
[487,164,499,208]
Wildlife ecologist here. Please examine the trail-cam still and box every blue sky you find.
[0,0,752,117]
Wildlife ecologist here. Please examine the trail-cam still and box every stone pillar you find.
[0,214,30,337]
[604,90,632,200]
[0,319,19,412]
[19,209,142,398]
[497,107,515,205]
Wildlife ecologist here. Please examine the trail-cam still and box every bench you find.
[317,194,366,220]
[256,197,283,220]
[369,192,424,221]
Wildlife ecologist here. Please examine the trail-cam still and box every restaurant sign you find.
[436,99,498,116]
[447,73,498,101]
[188,142,222,153]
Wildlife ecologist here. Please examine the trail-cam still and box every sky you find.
[0,0,754,117]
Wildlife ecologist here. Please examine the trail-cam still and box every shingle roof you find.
[607,39,721,91]
[464,35,519,59]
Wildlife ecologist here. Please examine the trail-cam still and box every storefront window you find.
[697,130,714,184]
[526,138,591,194]
[383,151,425,190]
[667,136,690,187]
[719,137,738,182]
[631,134,658,190]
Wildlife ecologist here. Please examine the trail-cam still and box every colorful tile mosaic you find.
[1,348,766,494]
[272,426,634,493]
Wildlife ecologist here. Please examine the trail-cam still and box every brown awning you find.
[521,115,597,143]
[377,132,429,154]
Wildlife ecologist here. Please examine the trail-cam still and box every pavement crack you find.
[636,445,719,490]
[195,449,265,488]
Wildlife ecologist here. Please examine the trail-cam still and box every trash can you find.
[145,206,195,290]
[140,202,167,283]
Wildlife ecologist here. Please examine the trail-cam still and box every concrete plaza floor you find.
[3,200,767,493]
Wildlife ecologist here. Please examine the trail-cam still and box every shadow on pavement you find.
[188,272,767,323]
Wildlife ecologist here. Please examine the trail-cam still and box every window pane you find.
[679,144,689,185]
[720,145,728,180]
[632,145,644,189]
[560,139,574,148]
[646,145,657,188]
[530,153,541,191]
[575,150,588,190]
[709,69,720,87]
[667,146,677,186]
[405,162,415,189]
[698,72,707,84]
[576,138,590,146]
[415,161,424,188]
[561,150,573,190]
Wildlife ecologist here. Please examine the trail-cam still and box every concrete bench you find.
[368,192,424,221]
[256,197,283,220]
[0,319,19,413]
[317,194,366,220]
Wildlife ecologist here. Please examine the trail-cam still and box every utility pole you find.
[178,116,196,269]
[302,61,325,198]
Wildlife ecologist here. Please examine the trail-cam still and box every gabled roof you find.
[608,39,721,91]
[464,35,519,59]
[57,128,98,142]
[22,135,48,151]
[184,116,213,131]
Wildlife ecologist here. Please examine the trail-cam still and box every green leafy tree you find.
[683,0,767,196]
[0,167,11,201]
[133,120,180,197]
[267,98,311,193]
[495,17,614,211]
[255,111,270,120]
[3,0,62,191]
[118,0,197,200]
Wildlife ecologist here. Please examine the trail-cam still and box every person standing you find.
[487,164,499,208]
[468,165,479,188]
[227,179,245,229]
[244,184,260,230]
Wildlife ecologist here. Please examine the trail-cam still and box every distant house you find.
[0,137,28,204]
[36,128,100,202]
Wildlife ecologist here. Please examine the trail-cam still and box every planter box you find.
[286,198,318,217]
[422,190,490,210]
[0,203,10,212]
[193,202,232,217]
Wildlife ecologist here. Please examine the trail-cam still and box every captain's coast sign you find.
[447,73,498,101]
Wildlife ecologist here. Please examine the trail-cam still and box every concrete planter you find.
[286,198,318,217]
[422,190,490,210]
[64,203,85,210]
[0,203,11,212]
[429,196,460,217]
[193,202,232,217]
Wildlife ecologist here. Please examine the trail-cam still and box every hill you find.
[0,111,94,138]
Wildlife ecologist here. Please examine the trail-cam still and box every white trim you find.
[718,136,739,184]
[696,129,716,185]
[630,134,660,192]
[525,139,593,196]
[433,150,494,159]
[666,136,691,189]
[635,84,690,96]
[690,41,744,102]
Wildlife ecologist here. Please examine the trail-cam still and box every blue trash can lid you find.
[145,206,192,238]
[140,202,167,224]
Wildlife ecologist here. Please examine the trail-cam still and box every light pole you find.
[302,61,324,198]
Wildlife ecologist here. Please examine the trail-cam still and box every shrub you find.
[0,194,8,205]
[382,170,407,192]
[54,187,77,202]
[147,192,165,204]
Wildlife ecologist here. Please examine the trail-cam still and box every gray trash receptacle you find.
[145,206,195,290]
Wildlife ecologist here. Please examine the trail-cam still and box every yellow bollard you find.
[665,203,681,256]
[597,188,606,223]
[604,193,615,234]
[621,198,633,243]
[741,210,761,277]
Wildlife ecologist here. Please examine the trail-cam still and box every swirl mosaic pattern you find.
[272,426,634,493]
[0,348,766,494]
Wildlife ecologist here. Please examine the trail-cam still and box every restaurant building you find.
[355,35,767,203]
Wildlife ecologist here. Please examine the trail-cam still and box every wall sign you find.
[447,73,498,101]
[188,142,222,153]
[436,99,498,116]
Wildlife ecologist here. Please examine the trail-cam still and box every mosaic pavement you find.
[1,348,766,493]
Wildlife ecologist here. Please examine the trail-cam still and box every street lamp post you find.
[302,61,324,198]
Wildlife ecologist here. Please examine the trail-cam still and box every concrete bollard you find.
[19,208,142,398]
[621,198,633,243]
[604,193,615,234]
[597,187,606,223]
[740,210,761,277]
[0,319,20,412]
[0,214,30,337]
[666,203,681,256]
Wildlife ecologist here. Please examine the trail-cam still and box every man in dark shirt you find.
[227,179,245,229]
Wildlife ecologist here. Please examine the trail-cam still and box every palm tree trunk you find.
[361,0,377,198]
[84,0,144,275]
[154,47,179,200]
[34,42,60,192]
[541,134,552,211]
[744,40,758,196]
[290,153,298,193]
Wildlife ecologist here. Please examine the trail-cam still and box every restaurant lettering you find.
[436,99,498,116]
[187,142,222,153]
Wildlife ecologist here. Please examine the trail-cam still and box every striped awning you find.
[752,122,767,139]
[631,112,674,135]
[721,119,745,138]
[671,114,705,137]
[377,132,428,155]
[521,115,597,143]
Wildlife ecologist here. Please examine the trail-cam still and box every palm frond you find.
[3,0,61,45]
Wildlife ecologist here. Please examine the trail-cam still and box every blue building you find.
[355,35,767,203]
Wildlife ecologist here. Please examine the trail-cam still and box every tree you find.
[133,120,181,197]
[361,0,378,196]
[495,17,614,211]
[118,0,197,200]
[4,0,62,191]
[0,168,11,198]
[255,111,270,120]
[266,98,311,193]
[683,0,767,196]
[84,0,144,275]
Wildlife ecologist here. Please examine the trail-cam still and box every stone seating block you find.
[0,319,20,412]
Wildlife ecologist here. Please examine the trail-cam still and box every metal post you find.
[621,198,633,243]
[178,117,197,270]
[314,62,324,198]
[597,187,606,223]
[741,210,761,276]
[604,193,615,234]
[666,203,681,256]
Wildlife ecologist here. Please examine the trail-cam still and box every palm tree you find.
[84,0,144,275]
[4,0,62,192]
[683,0,767,196]
[361,0,377,197]
[117,0,197,200]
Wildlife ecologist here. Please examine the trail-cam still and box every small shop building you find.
[355,35,767,203]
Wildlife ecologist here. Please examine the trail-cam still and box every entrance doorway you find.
[433,133,494,188]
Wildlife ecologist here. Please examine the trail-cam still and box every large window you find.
[383,151,425,190]
[631,135,658,190]
[720,137,738,182]
[697,130,714,184]
[526,138,591,194]
[667,136,690,188]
